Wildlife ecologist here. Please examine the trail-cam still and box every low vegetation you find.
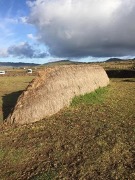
[97,60,135,70]
[71,87,108,107]
[0,76,135,179]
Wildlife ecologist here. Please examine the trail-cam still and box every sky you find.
[0,0,135,64]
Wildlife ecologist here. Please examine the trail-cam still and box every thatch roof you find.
[6,65,109,124]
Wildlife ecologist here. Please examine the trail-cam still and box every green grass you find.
[70,87,108,107]
[31,171,56,180]
[0,149,5,161]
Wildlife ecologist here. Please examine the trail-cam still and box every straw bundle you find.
[6,65,109,124]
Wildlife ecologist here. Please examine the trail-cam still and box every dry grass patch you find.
[0,76,35,122]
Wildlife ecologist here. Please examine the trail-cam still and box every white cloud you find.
[0,48,8,57]
[27,33,35,40]
[27,33,39,40]
[28,0,135,58]
[19,16,28,24]
[8,42,47,58]
[4,16,29,24]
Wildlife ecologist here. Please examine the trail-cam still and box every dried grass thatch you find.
[6,65,109,124]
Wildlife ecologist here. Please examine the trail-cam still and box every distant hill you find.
[106,58,124,62]
[42,60,86,66]
[0,62,40,67]
[106,58,135,62]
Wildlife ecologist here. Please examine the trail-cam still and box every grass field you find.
[96,60,135,70]
[0,76,35,122]
[0,75,135,179]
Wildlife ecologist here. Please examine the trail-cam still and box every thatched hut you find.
[6,65,109,124]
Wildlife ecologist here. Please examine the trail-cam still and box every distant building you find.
[27,69,32,73]
[0,71,6,74]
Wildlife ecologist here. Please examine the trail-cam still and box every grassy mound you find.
[0,78,135,179]
[6,65,109,124]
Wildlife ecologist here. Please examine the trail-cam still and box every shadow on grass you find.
[122,79,135,82]
[106,70,135,78]
[2,91,23,121]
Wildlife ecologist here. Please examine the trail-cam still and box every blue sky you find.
[0,0,135,64]
[0,0,29,47]
[0,0,49,63]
